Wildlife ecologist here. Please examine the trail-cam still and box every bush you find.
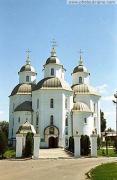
[0,131,7,158]
[68,136,74,153]
[80,135,90,156]
[97,135,101,149]
[114,137,117,153]
[3,148,15,159]
[24,132,34,157]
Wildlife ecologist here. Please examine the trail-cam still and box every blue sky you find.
[0,0,117,129]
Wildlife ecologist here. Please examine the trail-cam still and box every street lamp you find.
[113,91,117,136]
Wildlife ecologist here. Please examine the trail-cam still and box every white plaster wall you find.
[44,64,64,79]
[73,93,101,136]
[32,89,72,148]
[72,72,90,85]
[19,71,36,84]
[73,112,93,136]
[11,111,32,138]
[9,94,32,140]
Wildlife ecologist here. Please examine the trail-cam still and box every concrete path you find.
[39,148,73,159]
[0,157,117,180]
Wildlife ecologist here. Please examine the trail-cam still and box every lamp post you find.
[113,91,117,136]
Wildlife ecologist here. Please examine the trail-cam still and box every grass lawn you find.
[90,162,117,180]
[98,148,117,157]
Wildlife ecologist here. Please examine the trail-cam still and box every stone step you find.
[39,148,73,159]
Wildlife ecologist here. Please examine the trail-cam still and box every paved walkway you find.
[0,157,117,180]
[39,148,73,159]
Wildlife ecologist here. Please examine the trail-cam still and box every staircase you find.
[39,148,73,159]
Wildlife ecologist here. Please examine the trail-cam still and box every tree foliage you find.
[97,135,101,150]
[68,136,74,153]
[24,132,34,157]
[106,128,115,132]
[114,137,117,153]
[0,121,9,137]
[100,110,106,132]
[80,135,90,155]
[0,131,7,158]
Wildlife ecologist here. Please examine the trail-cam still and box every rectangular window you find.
[13,118,14,126]
[12,128,13,137]
[65,116,68,126]
[50,115,54,125]
[26,76,29,82]
[94,103,96,112]
[84,118,87,124]
[37,99,39,109]
[50,99,54,108]
[94,117,96,127]
[18,117,20,123]
[36,115,39,126]
[65,127,68,135]
[51,68,54,75]
[65,98,67,109]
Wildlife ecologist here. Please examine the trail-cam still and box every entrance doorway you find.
[49,137,58,148]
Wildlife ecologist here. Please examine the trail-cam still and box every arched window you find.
[50,115,54,125]
[12,128,13,136]
[13,118,14,126]
[94,117,96,127]
[65,98,67,109]
[94,103,96,112]
[13,103,15,111]
[18,117,20,123]
[26,76,29,82]
[36,114,39,126]
[84,118,87,124]
[51,68,54,75]
[79,77,82,84]
[65,116,68,126]
[37,99,39,109]
[50,98,54,108]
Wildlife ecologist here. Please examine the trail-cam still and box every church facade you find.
[8,46,101,148]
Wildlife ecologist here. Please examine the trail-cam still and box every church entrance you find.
[49,137,58,148]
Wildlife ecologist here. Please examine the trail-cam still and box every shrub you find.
[80,135,90,156]
[97,135,101,149]
[0,131,7,158]
[24,132,34,157]
[68,136,74,153]
[114,137,117,153]
[3,148,15,159]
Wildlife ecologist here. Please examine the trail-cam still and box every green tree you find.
[24,132,34,157]
[106,127,115,132]
[100,110,106,132]
[97,135,101,149]
[80,135,90,156]
[68,136,74,153]
[0,121,9,137]
[114,137,117,153]
[0,131,7,158]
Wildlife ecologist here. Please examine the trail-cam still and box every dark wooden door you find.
[49,137,58,148]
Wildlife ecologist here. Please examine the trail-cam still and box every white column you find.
[90,134,98,157]
[74,135,81,157]
[33,134,40,159]
[16,134,23,158]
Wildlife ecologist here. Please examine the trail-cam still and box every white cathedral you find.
[9,46,101,148]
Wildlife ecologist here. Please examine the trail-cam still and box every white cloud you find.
[96,84,108,94]
[0,111,4,115]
